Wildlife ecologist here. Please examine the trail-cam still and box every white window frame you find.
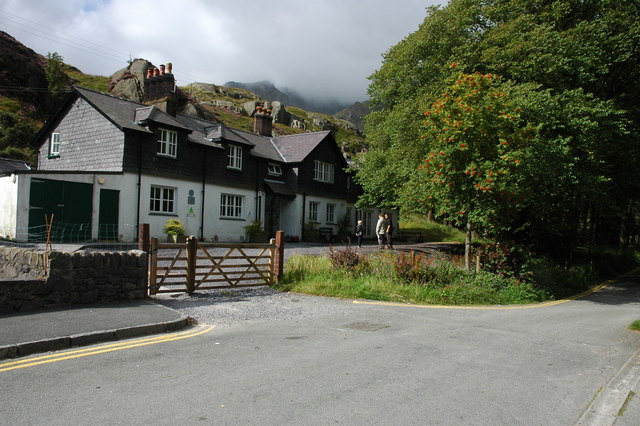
[227,145,243,170]
[326,204,336,224]
[358,210,373,235]
[220,193,244,219]
[309,201,319,222]
[49,132,60,157]
[149,185,176,214]
[157,128,177,158]
[314,160,334,183]
[267,163,282,176]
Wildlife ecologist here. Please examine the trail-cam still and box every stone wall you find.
[0,248,148,313]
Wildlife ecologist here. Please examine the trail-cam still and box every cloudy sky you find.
[0,0,442,104]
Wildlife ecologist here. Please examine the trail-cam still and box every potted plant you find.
[163,219,186,243]
[243,220,268,243]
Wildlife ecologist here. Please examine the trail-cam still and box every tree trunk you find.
[465,219,472,272]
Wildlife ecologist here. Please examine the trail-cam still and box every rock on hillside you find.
[334,101,370,133]
[0,31,53,117]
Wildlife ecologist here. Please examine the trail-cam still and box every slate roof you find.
[68,87,338,166]
[271,131,332,163]
[0,157,31,175]
[75,87,190,133]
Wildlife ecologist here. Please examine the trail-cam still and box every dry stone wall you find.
[0,248,148,313]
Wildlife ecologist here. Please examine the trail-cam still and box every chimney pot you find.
[159,64,166,75]
[146,69,152,78]
[166,62,173,74]
[153,67,160,77]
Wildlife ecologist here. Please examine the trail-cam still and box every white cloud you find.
[0,0,441,103]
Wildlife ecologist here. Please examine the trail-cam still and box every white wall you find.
[0,175,18,239]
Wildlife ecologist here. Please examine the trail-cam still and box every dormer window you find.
[49,133,60,157]
[227,145,242,170]
[314,160,334,183]
[267,163,282,176]
[157,128,177,158]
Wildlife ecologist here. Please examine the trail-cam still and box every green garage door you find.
[28,178,93,242]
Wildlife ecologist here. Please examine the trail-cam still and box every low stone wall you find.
[0,249,148,313]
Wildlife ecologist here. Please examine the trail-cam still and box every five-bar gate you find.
[147,232,284,295]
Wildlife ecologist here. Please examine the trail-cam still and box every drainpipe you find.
[301,192,306,241]
[135,134,143,242]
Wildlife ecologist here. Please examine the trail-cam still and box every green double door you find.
[28,178,119,242]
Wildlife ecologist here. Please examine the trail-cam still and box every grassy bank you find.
[274,246,639,306]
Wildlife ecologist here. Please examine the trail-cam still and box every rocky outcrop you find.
[109,59,153,102]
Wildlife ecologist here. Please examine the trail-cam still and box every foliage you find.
[328,244,368,272]
[398,213,468,243]
[243,220,268,242]
[358,0,640,258]
[163,219,185,236]
[45,52,71,106]
[303,221,321,243]
[629,321,640,332]
[335,213,352,242]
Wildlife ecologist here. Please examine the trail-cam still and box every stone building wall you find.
[0,248,148,313]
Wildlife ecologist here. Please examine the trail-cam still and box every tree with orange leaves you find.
[418,69,535,270]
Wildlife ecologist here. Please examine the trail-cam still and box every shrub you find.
[304,221,321,243]
[328,244,367,272]
[244,220,268,242]
[163,219,185,236]
[394,250,426,283]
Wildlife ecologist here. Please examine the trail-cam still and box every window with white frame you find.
[157,128,177,158]
[326,204,336,224]
[314,160,334,183]
[49,133,60,157]
[227,145,243,170]
[149,185,176,214]
[358,210,373,235]
[220,193,244,218]
[267,163,282,176]
[308,201,319,222]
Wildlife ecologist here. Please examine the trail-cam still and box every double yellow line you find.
[0,324,215,373]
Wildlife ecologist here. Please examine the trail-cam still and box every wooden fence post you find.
[149,237,158,295]
[138,223,150,252]
[274,230,285,283]
[186,236,198,294]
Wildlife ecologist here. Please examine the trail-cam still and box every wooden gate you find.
[148,232,284,295]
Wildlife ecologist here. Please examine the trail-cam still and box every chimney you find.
[253,105,273,136]
[143,63,177,116]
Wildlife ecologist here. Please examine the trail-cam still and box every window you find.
[157,128,177,158]
[227,145,242,170]
[220,194,244,218]
[267,163,282,176]
[49,133,60,157]
[358,210,373,235]
[314,160,334,183]
[150,185,176,214]
[326,204,335,224]
[309,201,319,222]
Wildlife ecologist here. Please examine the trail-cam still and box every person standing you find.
[384,213,394,249]
[355,220,364,248]
[376,213,387,249]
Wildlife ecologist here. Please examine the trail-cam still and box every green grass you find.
[629,320,640,332]
[398,214,467,243]
[274,252,552,306]
[64,65,110,92]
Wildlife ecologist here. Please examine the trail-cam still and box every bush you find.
[329,244,368,272]
[163,219,185,236]
[304,221,321,243]
[244,220,268,242]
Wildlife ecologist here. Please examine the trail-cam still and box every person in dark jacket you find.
[355,220,364,248]
[384,213,393,249]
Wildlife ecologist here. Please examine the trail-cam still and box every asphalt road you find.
[1,271,640,425]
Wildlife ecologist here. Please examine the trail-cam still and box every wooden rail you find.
[148,231,284,295]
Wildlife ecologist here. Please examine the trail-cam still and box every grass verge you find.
[274,251,552,306]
